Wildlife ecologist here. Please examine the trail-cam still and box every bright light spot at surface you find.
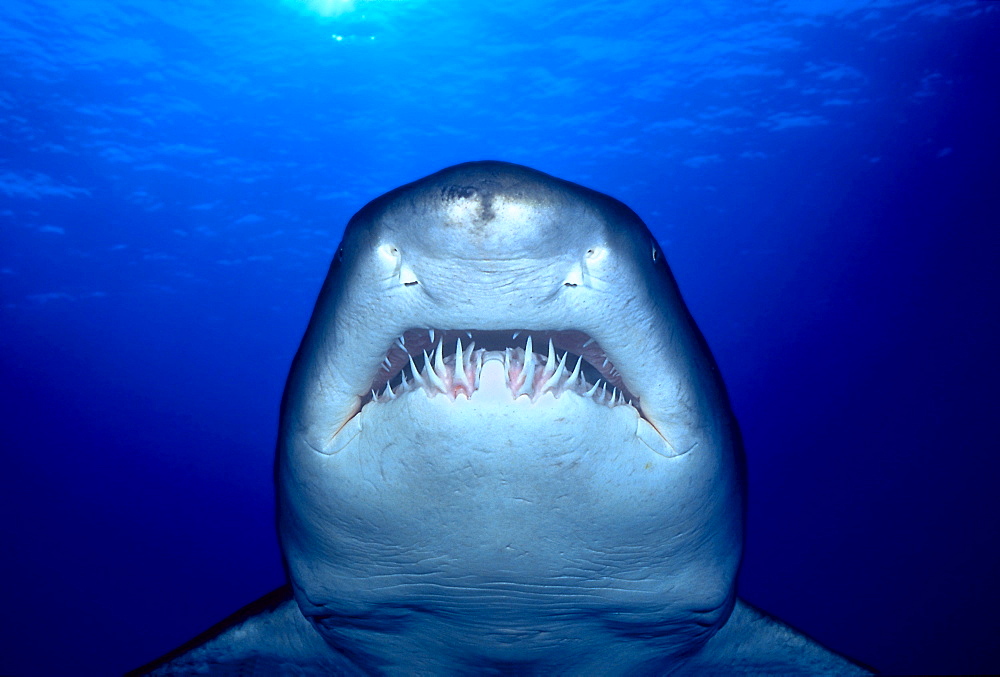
[292,0,399,17]
[299,0,358,16]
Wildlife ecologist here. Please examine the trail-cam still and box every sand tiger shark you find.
[138,161,869,675]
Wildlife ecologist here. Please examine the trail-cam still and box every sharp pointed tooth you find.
[582,337,595,348]
[371,389,377,401]
[516,337,536,397]
[611,387,618,404]
[602,357,609,368]
[567,355,583,387]
[429,328,435,343]
[584,380,600,397]
[408,355,426,387]
[600,382,608,401]
[399,334,405,346]
[424,349,446,392]
[465,331,473,339]
[434,339,446,378]
[463,342,478,391]
[399,369,408,389]
[455,338,473,391]
[512,331,520,340]
[382,356,392,371]
[542,351,568,391]
[383,381,395,400]
[544,339,556,376]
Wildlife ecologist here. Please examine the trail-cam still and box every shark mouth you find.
[363,329,639,411]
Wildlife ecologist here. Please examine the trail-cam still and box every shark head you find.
[276,161,745,673]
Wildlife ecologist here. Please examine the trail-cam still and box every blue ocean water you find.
[1,0,998,674]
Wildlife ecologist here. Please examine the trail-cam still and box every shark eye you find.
[651,244,659,262]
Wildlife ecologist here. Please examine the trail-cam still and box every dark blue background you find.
[1,1,998,674]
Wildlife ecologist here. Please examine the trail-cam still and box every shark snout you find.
[373,162,608,263]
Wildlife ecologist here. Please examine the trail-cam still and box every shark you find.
[138,161,869,675]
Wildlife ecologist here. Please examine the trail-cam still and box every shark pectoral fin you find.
[130,587,354,676]
[680,599,874,676]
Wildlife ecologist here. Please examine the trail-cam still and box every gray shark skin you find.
[138,162,870,676]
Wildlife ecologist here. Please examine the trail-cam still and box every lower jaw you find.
[285,391,685,573]
[352,382,646,471]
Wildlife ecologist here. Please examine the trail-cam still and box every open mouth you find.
[363,329,639,411]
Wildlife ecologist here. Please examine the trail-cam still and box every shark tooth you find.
[516,336,536,397]
[454,337,473,393]
[434,339,447,380]
[541,351,568,392]
[543,339,557,377]
[424,349,447,393]
[408,354,426,388]
[566,355,583,388]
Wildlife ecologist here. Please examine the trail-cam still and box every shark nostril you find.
[399,264,419,286]
[563,265,584,287]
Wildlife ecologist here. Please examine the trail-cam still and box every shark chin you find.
[136,161,870,676]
